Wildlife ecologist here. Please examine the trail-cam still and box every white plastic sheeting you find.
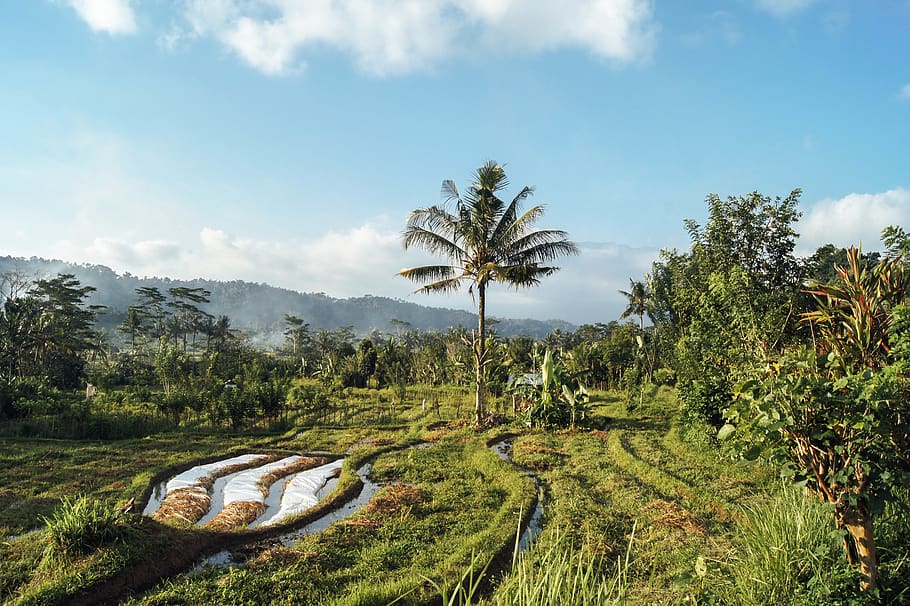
[165,454,268,494]
[221,455,302,506]
[143,453,268,515]
[255,459,343,527]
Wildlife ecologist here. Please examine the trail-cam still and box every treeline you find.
[0,256,575,341]
[0,270,641,432]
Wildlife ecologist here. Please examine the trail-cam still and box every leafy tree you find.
[651,190,804,427]
[0,274,103,388]
[725,248,910,591]
[134,287,168,350]
[283,314,310,357]
[166,287,212,351]
[118,307,144,351]
[400,161,578,424]
[881,225,910,259]
[356,338,377,386]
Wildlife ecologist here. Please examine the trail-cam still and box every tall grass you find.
[714,484,860,605]
[492,524,634,606]
[42,495,133,561]
[428,521,635,606]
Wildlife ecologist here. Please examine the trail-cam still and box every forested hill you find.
[0,256,575,342]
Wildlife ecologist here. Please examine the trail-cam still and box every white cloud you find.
[798,188,910,254]
[900,82,910,101]
[46,223,657,324]
[755,0,818,17]
[65,0,137,34]
[174,0,659,76]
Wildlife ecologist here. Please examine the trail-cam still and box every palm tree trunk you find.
[475,282,487,425]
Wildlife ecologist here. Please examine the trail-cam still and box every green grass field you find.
[2,386,907,605]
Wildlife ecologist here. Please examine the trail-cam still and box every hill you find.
[0,256,575,344]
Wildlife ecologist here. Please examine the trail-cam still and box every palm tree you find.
[618,278,653,331]
[399,161,578,424]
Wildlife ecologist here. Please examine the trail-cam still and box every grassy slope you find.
[2,385,837,605]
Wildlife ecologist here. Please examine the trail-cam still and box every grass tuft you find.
[41,495,133,560]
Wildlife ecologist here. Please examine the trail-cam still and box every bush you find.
[42,495,133,559]
[652,367,676,386]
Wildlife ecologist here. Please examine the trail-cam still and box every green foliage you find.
[652,190,804,429]
[42,495,133,559]
[882,225,910,259]
[802,249,907,373]
[0,273,101,390]
[493,526,633,605]
[727,347,909,512]
[725,251,910,589]
[651,367,676,386]
[519,349,591,428]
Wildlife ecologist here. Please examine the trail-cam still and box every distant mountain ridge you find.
[0,256,576,342]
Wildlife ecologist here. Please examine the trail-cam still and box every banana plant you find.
[521,348,591,428]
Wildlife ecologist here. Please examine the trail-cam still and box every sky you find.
[1,0,909,325]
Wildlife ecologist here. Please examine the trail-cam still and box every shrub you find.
[652,367,676,386]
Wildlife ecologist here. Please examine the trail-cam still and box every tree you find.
[650,190,804,427]
[118,307,144,351]
[726,248,910,591]
[399,161,578,424]
[882,224,910,259]
[166,287,211,352]
[618,278,654,330]
[283,314,309,357]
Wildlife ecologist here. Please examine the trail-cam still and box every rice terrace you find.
[3,2,910,605]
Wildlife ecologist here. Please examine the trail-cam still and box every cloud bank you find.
[40,224,658,325]
[797,188,910,254]
[168,0,659,75]
[65,0,136,34]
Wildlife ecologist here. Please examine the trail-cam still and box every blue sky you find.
[1,0,909,324]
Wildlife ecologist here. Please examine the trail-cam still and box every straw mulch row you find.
[152,454,280,525]
[205,456,328,531]
[346,484,426,530]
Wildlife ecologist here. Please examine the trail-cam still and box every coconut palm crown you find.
[399,161,578,424]
[618,278,655,331]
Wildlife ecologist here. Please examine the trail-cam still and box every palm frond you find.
[494,264,559,288]
[489,187,535,249]
[440,180,460,204]
[502,203,546,241]
[474,161,509,195]
[398,265,458,284]
[508,237,579,265]
[411,276,466,295]
[402,226,466,260]
[406,206,458,238]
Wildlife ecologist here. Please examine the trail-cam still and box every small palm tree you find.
[618,278,654,331]
[400,161,578,424]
